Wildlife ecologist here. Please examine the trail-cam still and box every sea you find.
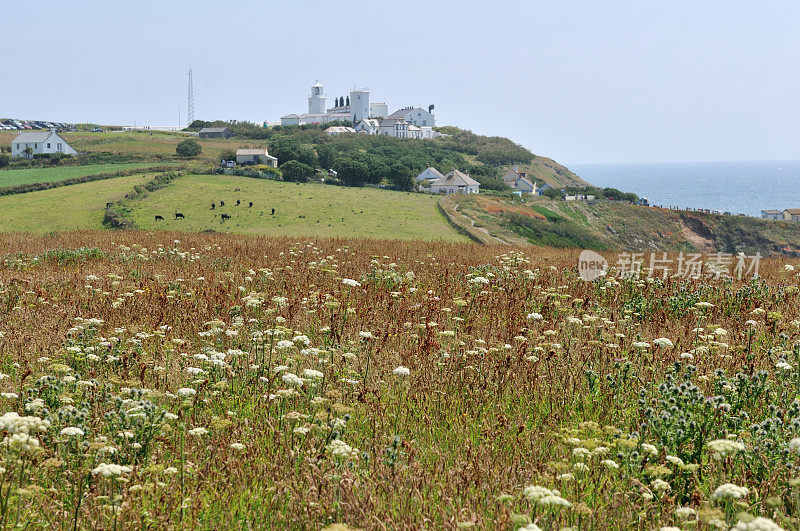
[569,160,800,218]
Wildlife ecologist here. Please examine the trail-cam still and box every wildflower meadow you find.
[1,231,800,529]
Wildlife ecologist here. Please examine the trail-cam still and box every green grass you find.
[0,163,172,187]
[126,174,468,241]
[0,173,151,232]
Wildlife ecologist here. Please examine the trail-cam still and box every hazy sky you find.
[4,1,799,164]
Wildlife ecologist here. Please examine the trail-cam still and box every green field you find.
[0,163,172,187]
[0,173,151,232]
[126,174,467,241]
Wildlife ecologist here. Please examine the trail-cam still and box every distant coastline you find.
[571,160,800,218]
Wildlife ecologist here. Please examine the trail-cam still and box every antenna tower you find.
[187,68,195,125]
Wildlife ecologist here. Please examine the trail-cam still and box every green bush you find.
[279,160,314,183]
[0,154,9,168]
[176,140,202,158]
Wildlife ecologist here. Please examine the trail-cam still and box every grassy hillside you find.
[453,194,800,254]
[0,173,151,232]
[0,162,173,187]
[121,174,467,241]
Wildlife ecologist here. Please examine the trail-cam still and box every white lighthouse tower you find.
[308,81,326,115]
[349,88,370,123]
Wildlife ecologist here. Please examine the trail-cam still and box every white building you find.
[355,119,380,134]
[386,107,436,127]
[370,102,388,118]
[11,130,77,158]
[324,126,356,136]
[502,168,537,195]
[415,166,445,182]
[378,118,409,138]
[235,148,278,167]
[429,170,480,195]
[350,89,370,123]
[308,81,326,114]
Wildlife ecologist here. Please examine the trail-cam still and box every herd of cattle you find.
[155,200,276,222]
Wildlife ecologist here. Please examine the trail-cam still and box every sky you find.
[3,0,799,165]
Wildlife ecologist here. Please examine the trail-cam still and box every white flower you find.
[393,366,410,377]
[555,473,575,482]
[776,360,793,371]
[675,506,696,518]
[711,482,749,500]
[60,427,84,437]
[523,485,558,502]
[281,372,304,387]
[327,439,359,459]
[538,495,571,507]
[177,388,196,398]
[342,278,361,287]
[730,516,785,530]
[358,331,374,340]
[640,443,658,457]
[468,276,490,285]
[302,368,324,380]
[188,427,208,437]
[293,426,310,435]
[601,459,619,470]
[785,264,796,272]
[572,447,591,460]
[526,312,543,321]
[230,443,245,451]
[651,479,670,492]
[707,438,745,457]
[632,341,650,349]
[92,463,132,477]
[666,455,684,467]
[653,337,674,348]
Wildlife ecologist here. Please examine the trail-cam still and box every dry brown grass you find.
[0,232,798,528]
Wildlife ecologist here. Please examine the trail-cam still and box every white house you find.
[387,107,436,127]
[355,119,380,134]
[429,170,480,195]
[378,118,409,138]
[761,210,783,220]
[324,126,356,136]
[11,130,77,158]
[235,148,278,167]
[415,166,445,182]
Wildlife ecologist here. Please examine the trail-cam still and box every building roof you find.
[537,183,553,190]
[236,148,275,159]
[784,208,800,215]
[12,131,53,143]
[417,167,445,180]
[358,119,380,127]
[431,170,480,188]
[324,126,355,133]
[281,114,300,119]
[387,107,426,120]
[407,125,422,131]
[378,118,407,126]
[198,127,230,133]
[514,177,536,190]
[762,209,782,214]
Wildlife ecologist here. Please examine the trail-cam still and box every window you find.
[47,143,51,149]
[57,143,62,150]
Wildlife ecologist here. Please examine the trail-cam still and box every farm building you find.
[761,210,783,220]
[10,130,77,158]
[198,127,234,139]
[783,209,800,222]
[235,148,278,167]
[429,170,480,195]
[502,168,537,195]
[415,166,445,182]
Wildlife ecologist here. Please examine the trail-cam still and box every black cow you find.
[221,213,231,220]
[211,203,215,210]
[248,202,253,208]
[155,215,164,221]
[236,199,241,206]
[220,200,225,207]
[174,212,185,219]
[271,208,275,215]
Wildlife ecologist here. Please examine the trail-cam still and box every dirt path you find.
[453,203,511,245]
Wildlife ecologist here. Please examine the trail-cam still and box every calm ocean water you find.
[570,160,800,217]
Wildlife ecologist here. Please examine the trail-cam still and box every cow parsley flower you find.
[711,482,749,500]
[60,427,85,437]
[653,337,674,348]
[177,388,196,398]
[342,278,361,287]
[393,366,410,377]
[730,516,785,530]
[92,463,132,477]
